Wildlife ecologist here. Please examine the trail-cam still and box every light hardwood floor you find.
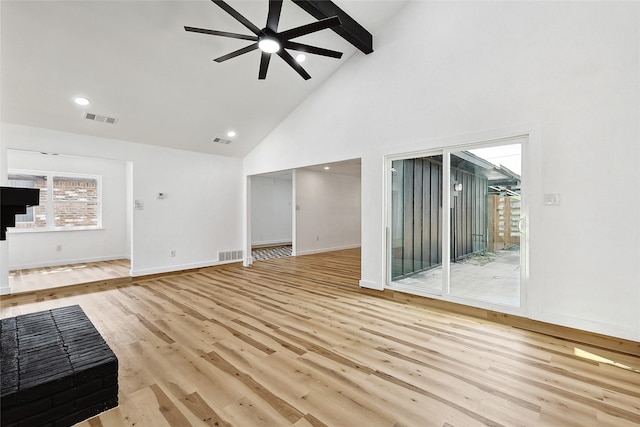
[1,249,639,426]
[8,259,130,294]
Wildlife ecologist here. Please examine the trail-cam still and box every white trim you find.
[382,124,539,316]
[243,175,252,267]
[251,239,292,248]
[291,169,298,257]
[7,227,107,235]
[443,150,451,295]
[131,259,235,277]
[534,311,639,343]
[359,279,377,289]
[295,244,361,256]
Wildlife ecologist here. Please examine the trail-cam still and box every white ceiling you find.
[1,0,406,157]
[256,157,361,179]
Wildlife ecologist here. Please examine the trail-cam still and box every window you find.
[7,174,48,229]
[8,170,101,231]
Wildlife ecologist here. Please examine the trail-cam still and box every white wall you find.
[6,149,129,269]
[244,2,640,341]
[1,123,243,277]
[294,169,361,255]
[251,174,292,247]
[0,123,8,292]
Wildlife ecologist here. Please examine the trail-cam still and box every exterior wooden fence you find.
[488,194,521,251]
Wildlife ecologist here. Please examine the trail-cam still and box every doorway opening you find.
[248,159,362,263]
[250,170,293,262]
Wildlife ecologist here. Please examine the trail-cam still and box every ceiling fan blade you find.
[211,0,261,35]
[184,26,257,41]
[266,0,283,32]
[214,43,259,63]
[283,41,343,59]
[278,16,342,40]
[258,51,272,80]
[277,49,311,80]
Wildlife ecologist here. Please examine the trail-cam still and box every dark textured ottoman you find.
[1,305,118,426]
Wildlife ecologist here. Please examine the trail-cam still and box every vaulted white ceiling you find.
[1,0,406,157]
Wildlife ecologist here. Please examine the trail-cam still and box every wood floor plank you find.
[180,391,234,427]
[149,383,194,427]
[2,249,639,426]
[202,348,305,423]
[222,396,284,426]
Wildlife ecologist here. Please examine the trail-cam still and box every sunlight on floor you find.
[8,260,130,294]
[574,347,640,373]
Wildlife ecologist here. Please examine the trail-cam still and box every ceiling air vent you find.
[213,137,232,145]
[84,112,118,125]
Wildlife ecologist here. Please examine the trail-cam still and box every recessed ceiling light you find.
[324,166,330,170]
[227,130,236,138]
[295,54,306,63]
[74,96,91,106]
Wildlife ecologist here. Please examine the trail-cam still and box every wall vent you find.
[84,112,118,125]
[213,137,232,145]
[218,250,243,262]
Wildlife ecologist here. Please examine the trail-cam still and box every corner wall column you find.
[0,240,9,294]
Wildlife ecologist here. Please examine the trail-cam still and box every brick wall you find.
[53,178,99,228]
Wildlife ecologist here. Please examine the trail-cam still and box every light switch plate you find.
[544,193,561,206]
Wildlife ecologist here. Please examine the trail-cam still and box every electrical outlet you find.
[56,245,62,252]
[170,250,176,257]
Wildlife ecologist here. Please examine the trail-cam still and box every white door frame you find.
[383,131,533,314]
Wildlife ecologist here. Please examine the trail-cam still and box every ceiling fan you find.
[185,0,343,80]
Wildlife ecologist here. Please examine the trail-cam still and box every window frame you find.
[7,169,103,233]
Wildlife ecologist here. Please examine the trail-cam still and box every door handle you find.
[518,217,526,235]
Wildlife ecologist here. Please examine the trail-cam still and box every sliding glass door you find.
[448,144,522,306]
[388,139,524,307]
[390,155,443,292]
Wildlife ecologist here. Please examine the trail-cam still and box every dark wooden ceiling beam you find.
[292,0,373,54]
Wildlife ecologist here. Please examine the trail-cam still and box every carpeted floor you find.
[251,245,292,261]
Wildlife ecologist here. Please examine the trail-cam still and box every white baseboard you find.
[295,244,361,256]
[359,280,381,290]
[131,258,239,277]
[251,239,292,248]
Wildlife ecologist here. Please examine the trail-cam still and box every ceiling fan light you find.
[258,37,280,53]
